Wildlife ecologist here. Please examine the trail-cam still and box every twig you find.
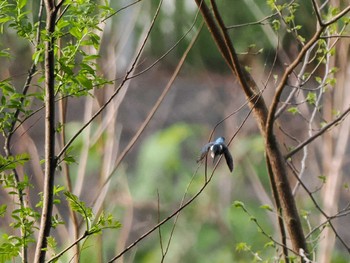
[102,0,143,22]
[226,12,278,29]
[157,191,165,259]
[285,105,350,159]
[161,162,201,262]
[286,162,350,253]
[107,80,259,263]
[91,20,204,212]
[310,0,323,26]
[47,232,89,263]
[56,0,163,161]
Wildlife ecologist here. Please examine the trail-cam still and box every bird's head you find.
[215,137,225,144]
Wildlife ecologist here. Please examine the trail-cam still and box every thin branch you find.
[321,34,350,39]
[47,232,89,263]
[323,5,350,27]
[126,5,202,80]
[161,159,204,262]
[107,82,259,263]
[49,69,259,263]
[306,208,350,253]
[157,191,165,259]
[102,0,143,22]
[274,41,317,119]
[91,22,204,212]
[286,162,350,253]
[266,27,324,137]
[237,203,298,257]
[310,0,323,26]
[265,4,350,135]
[285,105,350,159]
[226,12,278,29]
[56,0,164,161]
[107,167,210,262]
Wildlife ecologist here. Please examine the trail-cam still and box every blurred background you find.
[0,0,349,262]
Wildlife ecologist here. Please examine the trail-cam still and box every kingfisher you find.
[197,137,234,172]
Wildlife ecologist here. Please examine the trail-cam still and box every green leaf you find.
[249,216,257,222]
[76,74,93,89]
[318,175,326,183]
[264,241,275,248]
[287,107,299,115]
[297,35,305,43]
[300,209,310,218]
[17,0,27,9]
[63,155,76,165]
[260,204,274,212]
[315,76,322,84]
[89,212,121,234]
[0,48,11,58]
[306,92,316,105]
[64,191,93,221]
[0,154,30,172]
[47,236,57,250]
[0,204,7,217]
[236,242,249,252]
[54,185,65,195]
[233,200,245,209]
[69,27,82,39]
[272,19,280,31]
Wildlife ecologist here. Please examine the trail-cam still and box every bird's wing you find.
[197,142,214,162]
[223,146,234,172]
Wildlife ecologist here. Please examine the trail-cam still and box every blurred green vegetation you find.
[1,0,349,262]
[144,0,316,72]
[55,121,349,262]
[116,124,280,262]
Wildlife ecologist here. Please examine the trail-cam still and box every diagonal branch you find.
[91,21,204,215]
[107,82,259,263]
[56,0,164,161]
[285,105,350,159]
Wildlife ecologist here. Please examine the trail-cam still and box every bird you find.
[197,137,234,172]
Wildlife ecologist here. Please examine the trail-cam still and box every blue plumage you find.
[197,137,234,172]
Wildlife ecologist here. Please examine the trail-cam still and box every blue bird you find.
[197,137,234,172]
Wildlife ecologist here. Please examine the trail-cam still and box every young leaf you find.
[64,191,93,222]
[233,200,245,209]
[0,204,7,217]
[260,204,274,212]
[287,107,299,115]
[306,92,316,105]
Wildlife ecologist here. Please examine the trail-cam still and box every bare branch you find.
[310,0,323,26]
[47,232,89,263]
[226,12,278,29]
[323,5,350,27]
[91,21,204,214]
[107,82,259,263]
[285,106,350,159]
[102,0,143,22]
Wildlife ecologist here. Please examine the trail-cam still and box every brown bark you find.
[34,1,63,262]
